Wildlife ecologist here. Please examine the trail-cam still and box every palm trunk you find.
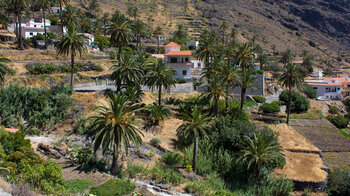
[59,2,64,35]
[116,80,121,92]
[240,88,246,112]
[286,85,292,125]
[193,136,198,173]
[157,35,160,54]
[70,53,75,86]
[42,8,47,47]
[18,11,23,50]
[110,144,119,175]
[118,45,122,61]
[15,16,18,39]
[158,85,162,106]
[32,5,35,18]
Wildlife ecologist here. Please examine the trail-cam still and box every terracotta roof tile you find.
[165,51,192,56]
[4,128,18,133]
[165,42,181,47]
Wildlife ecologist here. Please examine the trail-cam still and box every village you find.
[0,0,349,196]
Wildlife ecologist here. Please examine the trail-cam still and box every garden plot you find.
[291,119,350,152]
[323,152,350,170]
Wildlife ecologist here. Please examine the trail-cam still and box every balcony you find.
[165,62,192,66]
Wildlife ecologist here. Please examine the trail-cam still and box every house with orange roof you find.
[152,42,193,80]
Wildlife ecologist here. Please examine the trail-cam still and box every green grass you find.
[339,129,350,138]
[90,179,135,196]
[65,179,95,194]
[290,109,323,120]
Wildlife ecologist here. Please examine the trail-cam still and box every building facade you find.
[152,42,192,80]
[305,77,349,100]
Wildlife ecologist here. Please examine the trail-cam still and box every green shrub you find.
[124,162,148,178]
[150,137,161,147]
[47,14,59,25]
[259,102,280,113]
[161,151,183,166]
[326,115,349,129]
[247,173,294,196]
[34,33,45,40]
[65,179,95,194]
[328,106,340,115]
[68,147,108,172]
[327,168,350,196]
[253,95,266,103]
[149,163,185,185]
[300,84,317,99]
[186,173,228,196]
[279,90,310,113]
[90,179,135,196]
[177,78,187,83]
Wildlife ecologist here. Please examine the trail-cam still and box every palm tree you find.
[88,0,100,15]
[108,11,132,60]
[146,103,171,126]
[88,92,143,175]
[37,0,50,46]
[177,107,212,173]
[235,43,255,71]
[204,75,226,116]
[62,5,81,27]
[145,58,176,106]
[229,27,238,43]
[132,20,146,51]
[127,5,139,20]
[237,70,256,112]
[56,23,87,86]
[58,0,70,34]
[9,0,27,50]
[278,63,304,125]
[221,60,238,110]
[237,132,284,179]
[122,85,143,104]
[195,30,218,68]
[280,49,294,65]
[257,53,268,70]
[172,24,188,45]
[153,26,163,54]
[110,53,144,92]
[100,13,109,36]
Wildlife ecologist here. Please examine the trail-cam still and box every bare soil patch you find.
[323,152,350,170]
[291,119,350,152]
[269,124,319,152]
[275,151,327,182]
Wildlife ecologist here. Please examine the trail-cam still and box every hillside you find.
[86,0,350,69]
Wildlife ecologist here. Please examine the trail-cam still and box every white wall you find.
[310,85,342,99]
[25,31,45,39]
[168,65,192,80]
[191,59,204,68]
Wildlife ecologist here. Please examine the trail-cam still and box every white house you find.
[83,33,94,47]
[186,41,199,49]
[152,42,192,80]
[27,18,51,28]
[51,7,66,14]
[23,27,46,39]
[191,58,204,69]
[305,77,349,100]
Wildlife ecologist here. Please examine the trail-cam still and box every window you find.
[313,87,317,90]
[170,58,177,63]
[182,70,187,76]
[185,58,189,62]
[34,25,37,27]
[29,32,33,35]
[337,88,340,90]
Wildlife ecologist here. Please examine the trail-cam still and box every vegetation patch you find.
[65,179,95,194]
[90,179,135,196]
[26,62,103,75]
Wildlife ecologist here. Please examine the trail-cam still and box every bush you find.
[279,90,310,113]
[300,84,317,99]
[150,137,161,147]
[149,163,185,185]
[342,97,350,113]
[161,151,183,166]
[47,14,59,25]
[33,33,45,40]
[326,115,349,129]
[186,173,228,196]
[68,147,108,172]
[124,162,148,178]
[0,84,73,130]
[253,95,266,103]
[328,106,340,115]
[327,168,350,196]
[90,179,135,196]
[177,78,188,83]
[259,102,280,114]
[65,179,95,194]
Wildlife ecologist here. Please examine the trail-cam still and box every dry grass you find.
[275,151,327,181]
[269,124,319,152]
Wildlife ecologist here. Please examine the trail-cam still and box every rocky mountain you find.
[92,0,350,67]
